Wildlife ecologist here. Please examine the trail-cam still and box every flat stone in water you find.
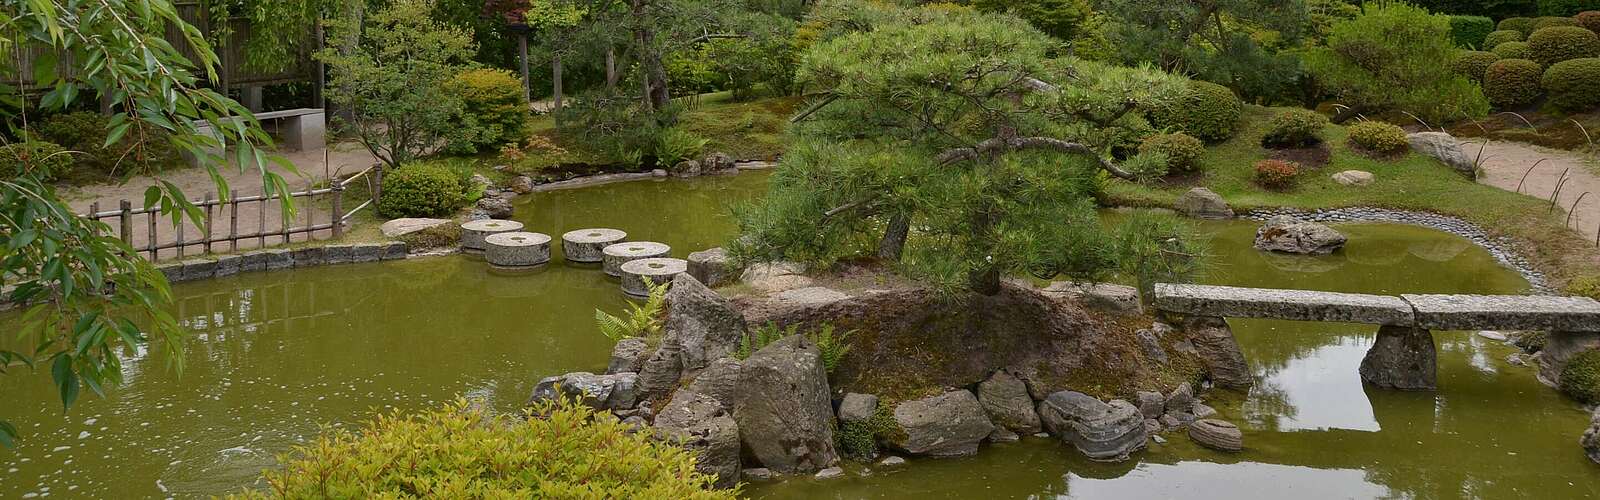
[602,241,671,277]
[484,232,552,269]
[460,219,524,253]
[562,228,627,263]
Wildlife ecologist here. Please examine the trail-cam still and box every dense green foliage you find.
[1533,15,1581,30]
[1560,350,1600,404]
[1527,26,1600,65]
[447,68,532,153]
[1493,40,1536,59]
[1485,29,1525,49]
[1541,58,1600,110]
[1303,1,1490,123]
[966,0,1093,41]
[1262,109,1328,147]
[836,402,896,461]
[1101,0,1308,102]
[34,112,181,176]
[1568,274,1600,299]
[0,141,72,181]
[1540,0,1598,16]
[229,399,733,499]
[1448,15,1494,48]
[1452,50,1502,82]
[1138,133,1205,173]
[1484,58,1546,107]
[1147,81,1243,143]
[1502,16,1538,35]
[1410,0,1537,20]
[595,278,669,341]
[1347,121,1409,153]
[1253,159,1301,188]
[377,163,471,218]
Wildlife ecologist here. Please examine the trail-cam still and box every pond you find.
[2,172,1594,499]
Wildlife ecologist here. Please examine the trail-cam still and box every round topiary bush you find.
[1347,121,1409,154]
[1451,50,1501,82]
[1580,11,1600,34]
[447,68,532,153]
[1560,350,1600,404]
[1137,132,1205,173]
[1484,29,1524,49]
[1492,40,1534,59]
[1542,58,1600,111]
[1253,159,1300,189]
[377,163,469,218]
[1483,58,1545,108]
[1527,26,1600,66]
[1261,109,1327,148]
[1535,16,1581,31]
[1146,80,1242,143]
[227,399,734,499]
[1499,17,1536,36]
[0,141,72,180]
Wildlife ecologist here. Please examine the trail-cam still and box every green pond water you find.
[2,172,1595,499]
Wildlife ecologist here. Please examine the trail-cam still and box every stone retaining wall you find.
[155,242,410,284]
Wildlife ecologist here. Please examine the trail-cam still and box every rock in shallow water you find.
[734,335,838,473]
[978,371,1043,435]
[888,390,995,458]
[1188,419,1243,452]
[1253,215,1347,255]
[526,372,638,411]
[1037,391,1147,462]
[1582,411,1600,465]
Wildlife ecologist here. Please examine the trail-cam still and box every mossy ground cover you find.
[1107,105,1600,286]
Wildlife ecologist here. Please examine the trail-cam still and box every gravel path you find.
[1468,139,1600,247]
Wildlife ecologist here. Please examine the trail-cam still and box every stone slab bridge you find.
[1151,283,1600,391]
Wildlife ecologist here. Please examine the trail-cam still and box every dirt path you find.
[1469,139,1600,246]
[57,142,382,261]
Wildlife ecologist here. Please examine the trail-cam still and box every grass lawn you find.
[1108,105,1600,287]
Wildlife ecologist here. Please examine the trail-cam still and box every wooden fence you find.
[83,166,383,261]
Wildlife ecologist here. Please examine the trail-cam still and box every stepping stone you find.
[460,219,524,255]
[620,257,687,297]
[484,232,552,269]
[602,241,671,277]
[563,228,627,263]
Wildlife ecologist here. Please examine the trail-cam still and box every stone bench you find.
[1401,294,1600,332]
[1152,283,1415,326]
[188,108,325,165]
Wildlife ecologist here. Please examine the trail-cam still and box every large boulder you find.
[380,218,451,238]
[1254,216,1347,255]
[1182,316,1253,389]
[688,248,734,288]
[733,335,838,473]
[607,338,649,374]
[977,371,1042,434]
[653,390,741,489]
[1583,410,1600,465]
[476,196,514,219]
[703,152,737,175]
[1037,391,1147,462]
[1359,325,1437,391]
[1406,132,1474,175]
[685,357,742,411]
[838,393,880,424]
[664,274,747,371]
[1175,187,1234,220]
[886,390,995,458]
[1188,419,1243,452]
[526,372,638,411]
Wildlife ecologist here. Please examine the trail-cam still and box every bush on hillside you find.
[1253,159,1300,189]
[1580,11,1600,33]
[227,399,733,499]
[1527,26,1600,65]
[1137,133,1205,174]
[0,141,72,180]
[1542,58,1600,111]
[1348,121,1409,153]
[1448,15,1495,47]
[377,162,470,218]
[1541,0,1594,16]
[1567,274,1600,300]
[1303,2,1490,123]
[1493,40,1535,59]
[1500,17,1537,35]
[1485,29,1525,49]
[35,111,181,176]
[1261,109,1327,148]
[1484,58,1546,108]
[1560,350,1600,404]
[1451,50,1502,82]
[1145,80,1242,143]
[1533,16,1581,31]
[447,68,532,153]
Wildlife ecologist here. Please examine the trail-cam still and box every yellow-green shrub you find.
[1348,121,1409,153]
[0,141,71,180]
[1451,50,1501,82]
[1484,58,1544,108]
[447,68,532,153]
[1485,29,1524,49]
[377,162,470,218]
[1492,40,1534,59]
[228,399,734,499]
[1542,57,1600,111]
[1527,26,1600,66]
[1261,108,1327,147]
[1146,80,1242,142]
[1533,16,1581,31]
[1560,350,1600,404]
[1567,274,1600,300]
[1137,132,1205,173]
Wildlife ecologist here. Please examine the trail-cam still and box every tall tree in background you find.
[1102,0,1310,103]
[526,0,589,118]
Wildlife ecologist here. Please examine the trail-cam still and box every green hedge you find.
[1542,57,1600,110]
[1533,16,1581,31]
[1448,15,1496,47]
[1484,58,1545,108]
[1138,133,1205,173]
[377,162,470,218]
[1451,50,1502,82]
[1348,121,1410,153]
[1493,40,1535,59]
[1146,80,1242,143]
[1528,26,1600,65]
[1261,108,1327,148]
[1485,29,1525,49]
[1500,16,1538,35]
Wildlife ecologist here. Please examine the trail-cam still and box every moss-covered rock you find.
[1560,349,1600,404]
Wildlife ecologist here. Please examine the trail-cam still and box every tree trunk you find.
[517,32,531,104]
[878,213,909,261]
[605,47,618,92]
[552,53,564,123]
[967,206,1001,296]
[631,0,671,112]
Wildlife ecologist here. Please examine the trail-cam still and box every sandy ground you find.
[58,142,382,261]
[1469,139,1600,246]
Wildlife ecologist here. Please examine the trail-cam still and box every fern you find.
[810,324,853,373]
[735,321,854,374]
[593,277,671,342]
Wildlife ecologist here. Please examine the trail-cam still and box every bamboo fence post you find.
[203,192,214,254]
[176,211,186,259]
[258,188,267,248]
[229,189,239,251]
[331,183,343,238]
[119,200,133,251]
[147,209,157,260]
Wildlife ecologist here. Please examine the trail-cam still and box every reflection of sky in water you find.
[1063,461,1395,500]
[1252,336,1380,432]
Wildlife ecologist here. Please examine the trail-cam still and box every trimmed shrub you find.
[1543,58,1600,111]
[377,162,469,218]
[1253,159,1300,189]
[1568,274,1600,300]
[1499,17,1537,35]
[1541,0,1596,17]
[1560,350,1600,404]
[1485,29,1526,49]
[1146,80,1242,142]
[1535,16,1582,30]
[447,68,532,153]
[35,111,180,175]
[1484,58,1546,108]
[1493,40,1535,59]
[0,141,72,180]
[1137,132,1205,173]
[1527,26,1600,65]
[1302,2,1490,123]
[227,399,733,499]
[1348,121,1410,153]
[1261,109,1327,148]
[1580,11,1600,33]
[1448,15,1495,47]
[1451,50,1502,82]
